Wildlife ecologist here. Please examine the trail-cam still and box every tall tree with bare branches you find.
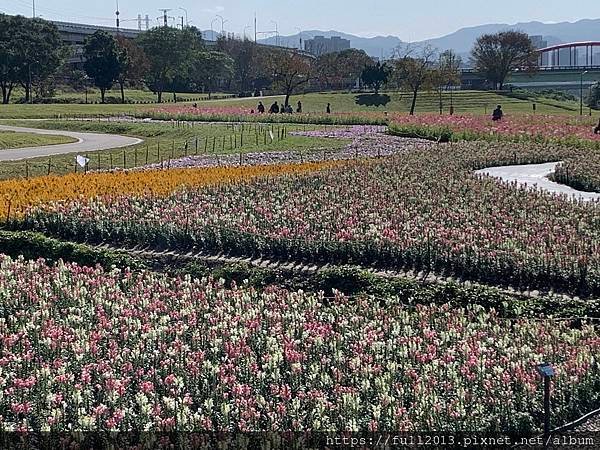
[471,31,538,90]
[393,45,437,115]
[265,51,313,107]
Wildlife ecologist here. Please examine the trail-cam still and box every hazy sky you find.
[2,0,598,40]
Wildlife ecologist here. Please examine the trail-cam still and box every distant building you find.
[529,35,548,49]
[529,35,549,66]
[304,35,351,56]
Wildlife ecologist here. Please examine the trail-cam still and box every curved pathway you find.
[0,125,143,161]
[476,161,600,202]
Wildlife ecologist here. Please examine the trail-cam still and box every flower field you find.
[138,105,389,126]
[0,255,598,433]
[0,161,337,220]
[22,140,600,295]
[138,126,425,171]
[552,159,600,193]
[391,114,600,142]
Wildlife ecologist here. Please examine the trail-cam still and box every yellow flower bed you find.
[0,161,339,220]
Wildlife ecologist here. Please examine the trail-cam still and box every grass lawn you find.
[7,88,231,105]
[199,90,581,115]
[0,131,76,150]
[0,120,348,180]
[0,90,583,120]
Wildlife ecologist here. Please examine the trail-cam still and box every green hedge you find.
[0,231,147,270]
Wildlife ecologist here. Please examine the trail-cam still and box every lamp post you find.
[295,27,302,50]
[178,7,188,27]
[216,15,227,37]
[271,20,279,46]
[580,70,589,116]
[211,18,219,40]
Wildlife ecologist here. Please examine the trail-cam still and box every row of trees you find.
[1,14,540,108]
[0,15,64,104]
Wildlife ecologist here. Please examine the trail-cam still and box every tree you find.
[217,37,259,94]
[137,27,201,103]
[0,15,63,104]
[433,50,462,114]
[588,82,600,110]
[393,45,437,115]
[265,51,313,107]
[115,35,149,103]
[83,31,122,103]
[471,31,538,90]
[361,62,390,94]
[339,49,373,88]
[0,15,18,104]
[316,49,372,90]
[189,51,234,98]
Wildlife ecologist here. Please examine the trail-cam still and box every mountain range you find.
[236,19,600,61]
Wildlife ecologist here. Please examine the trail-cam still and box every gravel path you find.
[476,161,600,202]
[0,125,143,161]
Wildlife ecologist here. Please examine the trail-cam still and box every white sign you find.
[76,155,90,168]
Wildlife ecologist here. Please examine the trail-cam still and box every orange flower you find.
[0,161,340,220]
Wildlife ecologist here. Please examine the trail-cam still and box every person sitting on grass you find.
[326,103,331,114]
[492,105,503,121]
[269,101,280,114]
[297,101,303,113]
[257,101,265,114]
[594,117,600,134]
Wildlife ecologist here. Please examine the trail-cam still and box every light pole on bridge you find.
[581,70,589,116]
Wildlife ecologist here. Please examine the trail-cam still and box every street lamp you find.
[271,20,279,46]
[216,14,227,36]
[580,70,589,116]
[295,27,303,50]
[210,18,219,40]
[178,7,188,27]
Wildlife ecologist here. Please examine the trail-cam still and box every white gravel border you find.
[476,162,600,202]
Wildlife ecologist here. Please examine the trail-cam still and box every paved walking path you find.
[476,161,600,201]
[0,125,143,161]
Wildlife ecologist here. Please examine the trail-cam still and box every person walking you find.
[257,101,265,114]
[492,105,503,121]
[594,117,600,134]
[326,103,331,114]
[297,101,303,113]
[269,101,280,114]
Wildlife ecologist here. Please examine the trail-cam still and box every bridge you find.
[51,19,312,68]
[537,41,600,68]
[461,41,600,92]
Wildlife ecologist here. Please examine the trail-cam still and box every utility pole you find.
[159,9,172,27]
[271,21,279,46]
[145,15,150,30]
[115,0,120,30]
[32,0,35,18]
[137,14,142,31]
[254,13,257,43]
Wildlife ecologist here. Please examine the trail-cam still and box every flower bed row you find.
[21,141,600,296]
[0,161,337,220]
[390,114,600,144]
[0,255,598,432]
